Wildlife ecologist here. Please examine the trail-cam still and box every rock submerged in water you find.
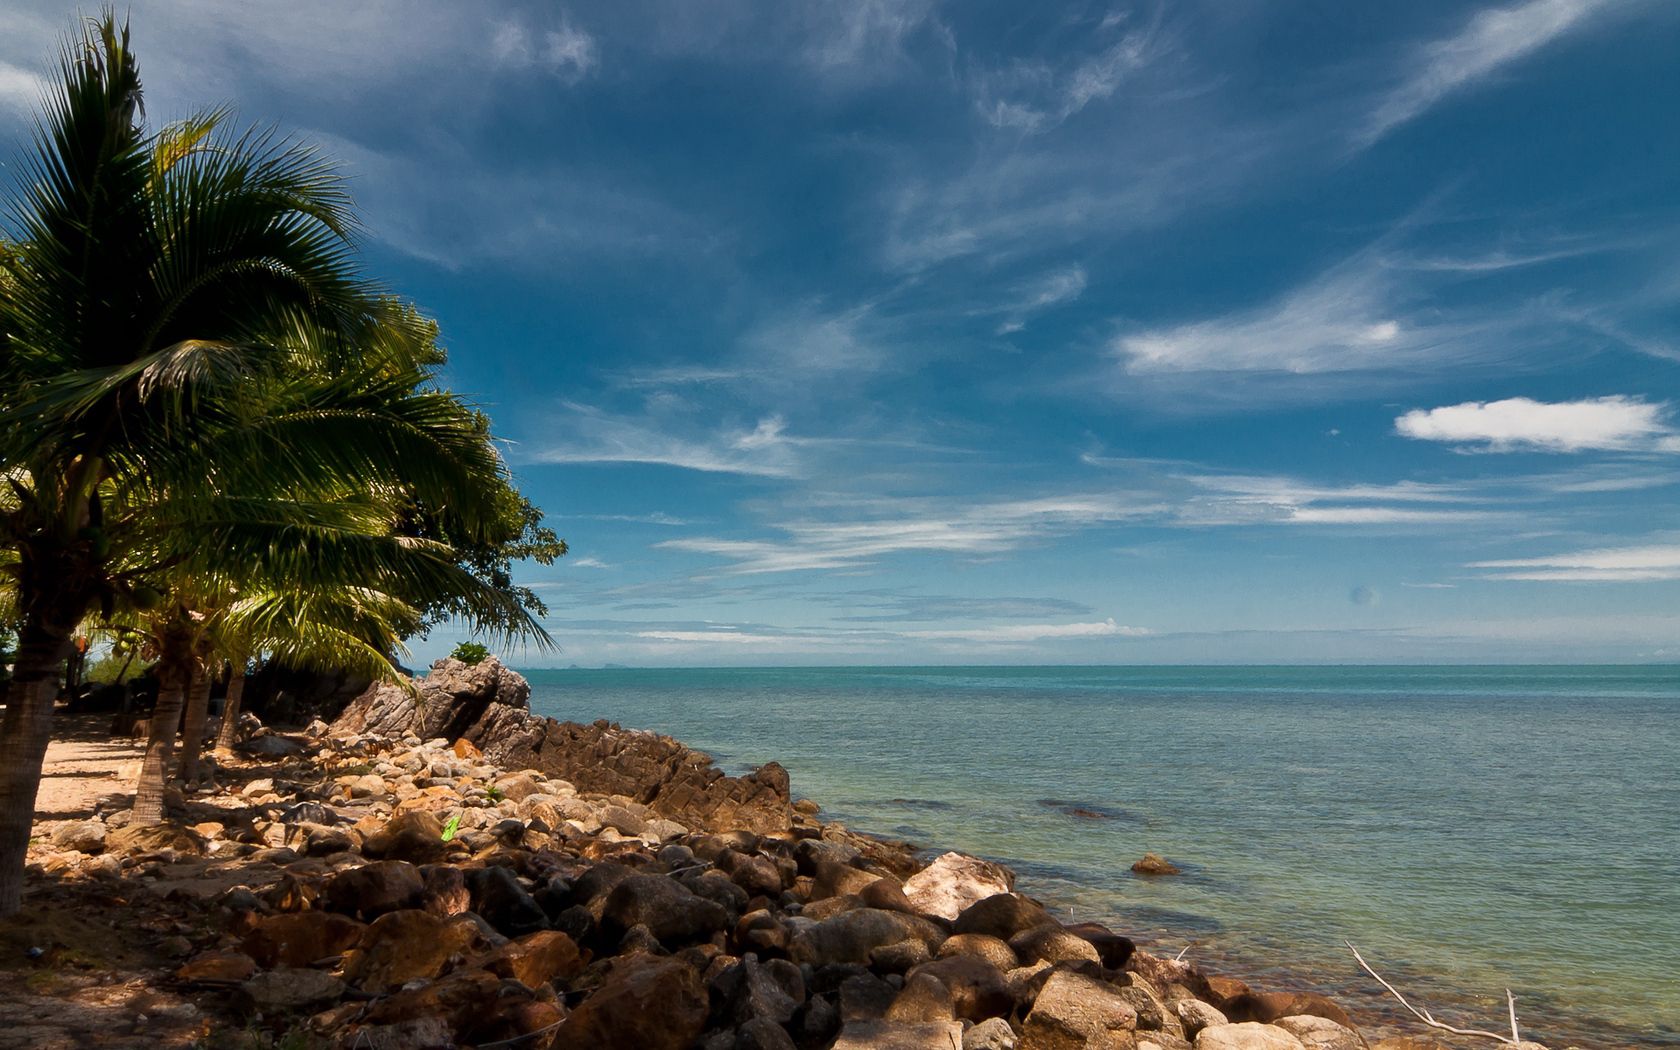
[1132,852,1183,876]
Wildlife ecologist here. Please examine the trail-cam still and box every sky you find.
[2,1,1677,665]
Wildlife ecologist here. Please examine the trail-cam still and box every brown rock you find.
[242,912,366,968]
[910,955,1013,1023]
[453,737,482,759]
[419,864,472,916]
[1131,853,1182,876]
[789,908,947,967]
[832,1019,966,1049]
[362,810,447,863]
[236,968,346,1016]
[557,954,708,1050]
[322,860,424,919]
[105,822,205,857]
[1222,993,1353,1031]
[1021,970,1139,1049]
[1010,925,1102,966]
[342,909,479,992]
[939,933,1020,971]
[462,711,794,835]
[174,949,259,985]
[481,930,587,988]
[603,873,732,944]
[1065,922,1135,968]
[953,894,1055,941]
[1272,1015,1362,1050]
[1193,1023,1306,1050]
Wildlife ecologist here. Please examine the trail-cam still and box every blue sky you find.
[4,1,1677,664]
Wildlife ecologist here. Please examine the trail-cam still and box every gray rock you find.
[965,1017,1019,1050]
[235,968,346,1015]
[1021,970,1138,1047]
[832,1019,966,1049]
[1273,1015,1362,1050]
[1176,999,1229,1038]
[50,821,106,854]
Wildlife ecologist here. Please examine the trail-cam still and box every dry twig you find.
[1346,940,1530,1045]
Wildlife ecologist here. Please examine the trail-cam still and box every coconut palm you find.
[0,15,550,909]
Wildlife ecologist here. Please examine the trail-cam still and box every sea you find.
[521,665,1680,1048]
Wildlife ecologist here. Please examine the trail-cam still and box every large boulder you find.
[1021,970,1138,1049]
[331,655,530,741]
[833,1019,966,1049]
[1272,1016,1362,1050]
[903,852,1015,921]
[361,810,448,863]
[909,954,1013,1023]
[479,930,586,988]
[1195,1023,1306,1050]
[341,909,482,992]
[953,894,1054,941]
[789,908,947,967]
[602,873,731,944]
[241,912,366,969]
[321,860,425,919]
[556,954,708,1050]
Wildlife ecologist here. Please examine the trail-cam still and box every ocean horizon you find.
[523,663,1680,1048]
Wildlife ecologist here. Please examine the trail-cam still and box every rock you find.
[1065,922,1135,968]
[1009,925,1101,966]
[556,954,708,1050]
[887,971,955,1022]
[967,1017,1021,1050]
[239,733,307,757]
[839,971,899,1021]
[236,968,346,1016]
[322,860,424,919]
[790,908,947,967]
[1222,993,1353,1031]
[340,1016,455,1050]
[735,1017,798,1050]
[1175,1000,1229,1038]
[51,820,107,854]
[332,656,531,741]
[480,930,586,988]
[1139,1036,1194,1050]
[1194,1023,1306,1050]
[174,950,259,985]
[718,955,807,1027]
[1273,1016,1362,1050]
[903,852,1015,921]
[909,955,1012,1023]
[813,860,881,900]
[242,912,366,968]
[1132,853,1182,876]
[1021,970,1138,1049]
[603,873,731,944]
[361,810,447,863]
[341,909,480,992]
[453,737,482,759]
[832,1019,966,1049]
[467,864,549,935]
[721,850,785,899]
[105,822,205,857]
[871,937,934,973]
[939,933,1019,971]
[462,711,794,835]
[953,894,1054,941]
[419,864,472,916]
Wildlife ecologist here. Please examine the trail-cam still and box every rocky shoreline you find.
[16,657,1512,1050]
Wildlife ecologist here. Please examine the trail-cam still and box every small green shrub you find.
[450,641,490,665]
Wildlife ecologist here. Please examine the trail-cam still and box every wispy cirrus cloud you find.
[995,264,1087,335]
[0,59,43,118]
[492,15,599,83]
[904,618,1150,642]
[1396,396,1680,453]
[526,403,807,478]
[1357,0,1619,148]
[977,14,1166,133]
[1471,541,1680,580]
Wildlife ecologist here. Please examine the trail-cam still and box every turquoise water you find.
[523,665,1680,1047]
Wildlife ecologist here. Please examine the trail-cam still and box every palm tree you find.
[0,15,550,908]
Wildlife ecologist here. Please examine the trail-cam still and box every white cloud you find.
[1395,396,1677,452]
[980,26,1163,133]
[996,265,1087,334]
[801,0,939,76]
[904,618,1150,642]
[1112,250,1441,375]
[492,16,599,82]
[569,557,612,569]
[0,59,43,118]
[1359,0,1615,147]
[1471,542,1680,581]
[528,403,806,477]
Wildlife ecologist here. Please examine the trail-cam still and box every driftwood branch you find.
[1346,941,1528,1045]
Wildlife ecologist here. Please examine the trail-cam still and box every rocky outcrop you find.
[331,656,530,741]
[464,709,794,836]
[331,657,794,835]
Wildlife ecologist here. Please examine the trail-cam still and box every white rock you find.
[902,852,1014,921]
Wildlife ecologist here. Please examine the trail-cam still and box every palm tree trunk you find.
[132,670,186,827]
[215,665,247,752]
[175,662,212,784]
[0,624,73,915]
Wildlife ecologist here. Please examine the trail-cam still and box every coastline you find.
[9,657,1630,1049]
